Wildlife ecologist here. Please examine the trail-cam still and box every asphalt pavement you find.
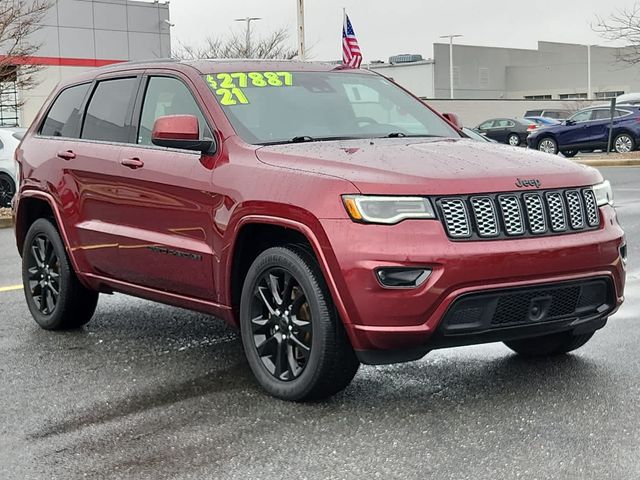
[1,167,639,480]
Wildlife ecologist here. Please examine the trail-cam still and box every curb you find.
[0,217,12,229]
[574,158,640,167]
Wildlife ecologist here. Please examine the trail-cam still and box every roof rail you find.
[95,58,180,69]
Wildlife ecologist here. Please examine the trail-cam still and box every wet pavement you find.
[1,167,639,479]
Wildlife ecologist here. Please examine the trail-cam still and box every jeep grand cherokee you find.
[13,60,626,401]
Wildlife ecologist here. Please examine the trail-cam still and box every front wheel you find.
[614,133,635,153]
[537,137,558,154]
[507,133,521,146]
[239,245,359,401]
[504,331,595,357]
[22,218,99,330]
[561,150,578,158]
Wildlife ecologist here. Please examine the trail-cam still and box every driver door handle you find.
[57,150,76,160]
[120,157,144,169]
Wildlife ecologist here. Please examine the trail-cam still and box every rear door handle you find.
[120,157,144,169]
[57,150,76,160]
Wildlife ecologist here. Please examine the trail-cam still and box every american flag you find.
[342,12,362,68]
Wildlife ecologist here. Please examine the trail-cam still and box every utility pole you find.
[297,0,306,60]
[440,34,463,99]
[234,17,262,58]
[587,44,592,100]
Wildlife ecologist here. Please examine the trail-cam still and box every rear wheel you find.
[507,133,521,146]
[537,137,558,154]
[239,245,359,401]
[22,218,99,330]
[0,173,15,208]
[614,133,635,153]
[504,331,595,357]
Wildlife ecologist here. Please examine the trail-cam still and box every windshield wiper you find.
[291,135,314,143]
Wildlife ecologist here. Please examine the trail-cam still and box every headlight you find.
[342,195,436,224]
[593,180,614,206]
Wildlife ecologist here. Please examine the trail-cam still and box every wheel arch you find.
[224,215,351,329]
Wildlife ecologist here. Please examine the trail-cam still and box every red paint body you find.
[13,61,626,357]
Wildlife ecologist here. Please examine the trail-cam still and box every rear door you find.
[114,73,219,300]
[491,119,511,143]
[584,109,613,147]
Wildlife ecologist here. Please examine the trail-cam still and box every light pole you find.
[440,34,463,99]
[587,44,593,100]
[234,17,262,58]
[297,0,306,60]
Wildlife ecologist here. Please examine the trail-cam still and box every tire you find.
[0,173,15,208]
[22,218,99,330]
[537,137,558,154]
[504,331,595,358]
[239,245,360,401]
[507,133,521,146]
[613,132,635,153]
[561,150,578,158]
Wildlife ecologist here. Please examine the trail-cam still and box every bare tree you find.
[0,0,51,122]
[175,27,298,60]
[594,3,640,64]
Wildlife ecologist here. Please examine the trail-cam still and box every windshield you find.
[203,70,459,144]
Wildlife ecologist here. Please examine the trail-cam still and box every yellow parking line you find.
[0,284,22,293]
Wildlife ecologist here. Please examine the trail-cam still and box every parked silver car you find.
[0,127,26,208]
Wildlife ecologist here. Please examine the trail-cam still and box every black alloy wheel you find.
[240,245,360,401]
[22,218,99,330]
[250,267,313,381]
[0,174,15,208]
[26,233,61,315]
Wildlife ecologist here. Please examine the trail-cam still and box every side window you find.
[592,109,611,120]
[478,121,494,129]
[81,77,138,143]
[138,76,211,146]
[615,109,631,118]
[506,120,515,128]
[569,110,592,123]
[40,83,90,138]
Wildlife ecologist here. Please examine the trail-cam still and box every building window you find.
[0,65,19,127]
[595,91,624,99]
[559,93,588,100]
[452,66,461,88]
[524,95,552,100]
[479,68,489,88]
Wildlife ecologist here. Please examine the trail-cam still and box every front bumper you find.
[319,205,625,362]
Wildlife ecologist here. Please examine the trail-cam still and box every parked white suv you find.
[0,127,26,207]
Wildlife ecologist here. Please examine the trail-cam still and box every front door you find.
[114,74,219,300]
[557,110,593,149]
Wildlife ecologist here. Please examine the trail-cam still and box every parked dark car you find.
[525,116,562,126]
[527,105,640,156]
[524,109,572,120]
[475,118,537,146]
[461,127,496,142]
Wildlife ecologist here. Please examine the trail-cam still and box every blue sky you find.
[171,0,628,61]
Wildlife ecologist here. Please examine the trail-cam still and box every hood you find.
[255,137,601,195]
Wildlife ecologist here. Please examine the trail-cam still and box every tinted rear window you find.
[82,77,138,143]
[40,83,90,138]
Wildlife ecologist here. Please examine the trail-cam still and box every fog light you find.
[375,267,431,288]
[620,243,628,268]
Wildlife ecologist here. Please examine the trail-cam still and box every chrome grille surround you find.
[565,190,585,229]
[437,187,600,241]
[439,198,471,238]
[497,195,525,235]
[582,188,599,227]
[470,197,498,237]
[523,193,547,234]
[545,192,568,232]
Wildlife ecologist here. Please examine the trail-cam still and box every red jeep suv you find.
[13,60,626,401]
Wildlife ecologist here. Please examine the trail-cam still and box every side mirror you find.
[564,119,576,126]
[442,112,463,129]
[151,115,213,152]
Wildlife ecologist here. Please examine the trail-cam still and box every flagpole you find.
[297,0,306,60]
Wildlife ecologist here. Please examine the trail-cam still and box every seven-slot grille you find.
[438,188,600,240]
